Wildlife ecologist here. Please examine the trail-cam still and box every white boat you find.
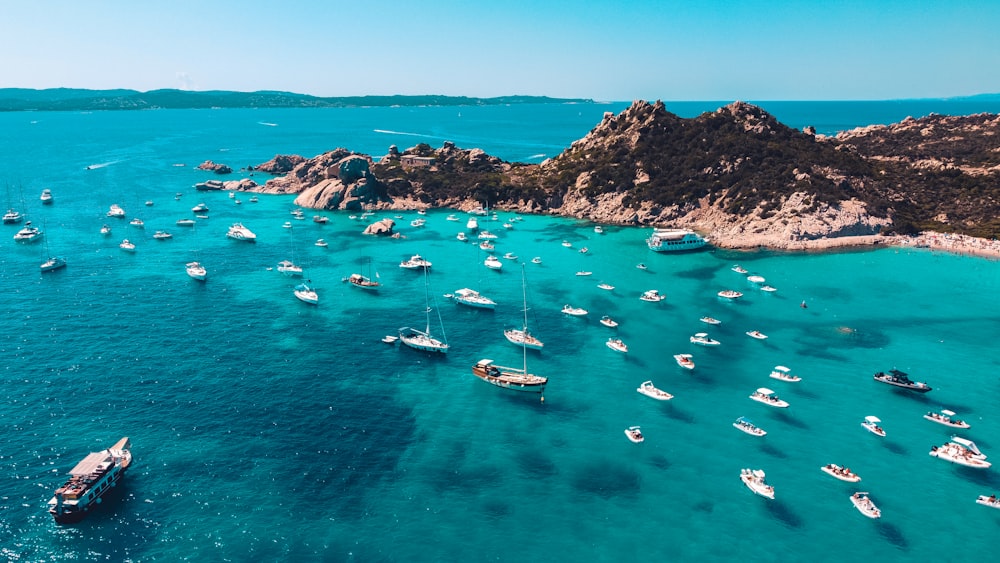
[450,288,496,309]
[410,218,426,228]
[346,273,379,291]
[226,223,257,242]
[624,426,644,443]
[594,225,604,234]
[14,221,44,242]
[673,354,695,370]
[100,224,112,235]
[313,215,328,223]
[457,232,467,241]
[575,271,592,276]
[747,275,766,284]
[129,218,144,228]
[561,240,572,248]
[923,409,970,429]
[850,492,881,519]
[637,381,673,401]
[769,365,801,382]
[579,247,589,254]
[640,289,664,302]
[446,214,459,221]
[689,332,720,346]
[821,464,861,482]
[282,221,292,229]
[479,241,495,251]
[861,415,886,437]
[646,228,708,252]
[561,304,588,316]
[740,469,774,499]
[176,219,195,227]
[293,283,319,305]
[600,315,619,328]
[749,387,788,408]
[732,265,748,274]
[484,255,503,270]
[153,230,172,240]
[466,217,479,230]
[636,263,647,270]
[606,338,628,353]
[976,495,1000,509]
[478,230,498,240]
[40,256,67,273]
[761,285,778,292]
[502,223,513,229]
[191,203,210,213]
[597,283,614,290]
[504,328,544,350]
[382,335,399,344]
[249,196,259,203]
[502,252,518,260]
[107,204,125,218]
[3,209,24,224]
[277,260,304,277]
[700,316,721,325]
[718,290,743,300]
[40,188,53,204]
[315,239,328,247]
[399,268,449,354]
[229,191,235,199]
[186,261,207,280]
[531,257,542,264]
[746,330,768,340]
[119,239,136,252]
[400,254,432,270]
[929,437,991,468]
[733,417,766,436]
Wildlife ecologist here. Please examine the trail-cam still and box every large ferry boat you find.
[48,437,132,524]
[646,228,708,252]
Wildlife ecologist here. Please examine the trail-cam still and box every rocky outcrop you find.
[197,160,232,174]
[223,178,259,191]
[363,218,395,236]
[255,149,386,210]
[255,154,306,175]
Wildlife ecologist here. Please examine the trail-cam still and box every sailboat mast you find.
[521,264,528,373]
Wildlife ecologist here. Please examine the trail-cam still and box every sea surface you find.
[2,102,1000,561]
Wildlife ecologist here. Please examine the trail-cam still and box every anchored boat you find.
[48,437,132,524]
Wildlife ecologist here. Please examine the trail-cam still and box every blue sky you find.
[3,0,999,100]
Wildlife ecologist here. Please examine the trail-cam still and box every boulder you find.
[363,218,395,236]
[256,154,306,174]
[197,160,233,174]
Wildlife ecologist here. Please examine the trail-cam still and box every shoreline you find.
[710,232,1000,260]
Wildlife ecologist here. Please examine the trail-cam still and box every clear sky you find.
[3,0,999,101]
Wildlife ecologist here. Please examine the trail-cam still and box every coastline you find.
[709,231,1000,259]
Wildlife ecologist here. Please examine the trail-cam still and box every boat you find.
[700,316,721,325]
[821,464,861,482]
[457,232,467,241]
[293,283,319,305]
[923,409,970,429]
[399,268,449,354]
[861,415,886,437]
[640,289,664,302]
[504,272,544,350]
[13,221,44,243]
[689,332,720,346]
[873,368,932,393]
[3,208,24,224]
[119,239,135,252]
[976,495,1000,509]
[624,426,644,443]
[646,228,708,252]
[186,261,207,280]
[746,330,768,340]
[531,257,542,264]
[40,188,53,204]
[315,239,328,247]
[598,315,619,328]
[479,241,495,251]
[410,218,426,228]
[769,365,801,382]
[597,283,614,291]
[717,290,743,300]
[478,230,498,240]
[850,492,881,519]
[731,265,748,274]
[450,288,496,309]
[446,214,459,222]
[347,273,379,291]
[471,357,548,395]
[226,223,257,242]
[746,275,766,284]
[637,380,673,400]
[129,218,144,229]
[636,263,647,270]
[191,203,210,213]
[606,338,628,353]
[466,216,479,230]
[40,255,67,273]
[761,285,778,292]
[575,271,592,276]
[282,221,292,229]
[579,247,589,254]
[929,437,991,468]
[107,204,125,218]
[277,260,304,277]
[313,215,328,224]
[561,304,588,316]
[153,230,172,240]
[594,225,604,234]
[195,180,224,191]
[176,218,195,227]
[249,196,259,203]
[733,417,766,436]
[484,255,503,270]
[501,252,517,261]
[502,223,513,229]
[561,240,572,248]
[400,254,433,270]
[100,224,112,235]
[382,335,399,344]
[749,387,788,408]
[673,354,695,370]
[47,437,132,524]
[740,468,774,499]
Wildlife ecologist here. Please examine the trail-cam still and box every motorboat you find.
[153,230,172,240]
[410,218,426,228]
[624,426,644,443]
[229,191,235,199]
[191,203,210,213]
[749,387,788,408]
[600,315,618,328]
[282,221,293,229]
[700,316,721,325]
[400,254,432,269]
[40,256,67,273]
[129,218,144,228]
[346,273,379,291]
[850,492,881,519]
[13,221,44,242]
[594,225,604,234]
[929,437,991,468]
[640,289,665,302]
[479,241,495,251]
[689,332,720,346]
[457,232,467,241]
[717,290,743,300]
[861,415,886,437]
[3,209,23,224]
[746,330,768,340]
[579,247,589,254]
[315,239,328,247]
[249,196,259,203]
[976,495,1000,509]
[740,469,774,499]
[313,215,328,224]
[478,230,498,240]
[277,260,304,277]
[821,464,861,482]
[119,239,136,252]
[769,365,801,382]
[47,437,132,524]
[561,304,588,316]
[747,275,766,284]
[502,222,513,229]
[186,261,207,280]
[226,223,257,242]
[107,204,125,218]
[40,188,53,204]
[466,216,479,230]
[449,288,496,309]
[575,271,592,276]
[733,417,766,437]
[446,214,459,221]
[531,257,542,264]
[636,263,647,270]
[646,228,708,252]
[873,369,932,393]
[484,255,503,270]
[293,283,319,305]
[637,381,673,401]
[732,265,748,274]
[176,218,195,227]
[471,358,547,395]
[673,354,695,370]
[761,285,778,292]
[502,252,518,260]
[100,224,112,235]
[923,409,970,429]
[561,240,572,248]
[382,335,399,344]
[606,338,628,353]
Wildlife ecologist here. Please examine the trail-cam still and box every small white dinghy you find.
[624,426,644,443]
[850,492,881,519]
[733,417,766,437]
[673,354,694,370]
[637,381,673,401]
[606,338,628,353]
[861,415,886,437]
[600,315,619,328]
[976,495,1000,510]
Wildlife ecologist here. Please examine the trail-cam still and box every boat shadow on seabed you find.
[877,522,909,550]
[765,500,803,528]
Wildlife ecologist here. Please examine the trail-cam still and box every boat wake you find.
[85,160,120,170]
[373,129,441,139]
[524,153,547,161]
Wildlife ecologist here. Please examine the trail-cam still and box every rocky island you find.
[230,100,1000,252]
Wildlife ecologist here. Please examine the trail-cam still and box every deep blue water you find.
[2,103,1000,561]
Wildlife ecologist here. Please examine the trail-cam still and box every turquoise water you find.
[2,104,1000,561]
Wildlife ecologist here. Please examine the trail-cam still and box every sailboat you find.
[3,183,24,224]
[503,270,544,350]
[471,265,547,396]
[40,221,66,272]
[345,257,380,291]
[398,268,449,353]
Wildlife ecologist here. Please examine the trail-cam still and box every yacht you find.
[479,241,495,251]
[478,230,498,240]
[466,216,479,230]
[606,338,628,353]
[673,354,695,370]
[689,332,720,346]
[746,330,768,340]
[40,188,53,204]
[100,224,112,235]
[749,387,788,408]
[283,221,293,229]
[761,285,778,292]
[186,261,207,280]
[153,230,172,240]
[129,218,144,228]
[277,260,304,277]
[176,218,195,227]
[699,316,721,325]
[145,200,154,206]
[315,239,328,247]
[484,255,503,270]
[313,215,328,224]
[195,180,224,191]
[293,283,319,305]
[850,492,881,519]
[746,275,766,284]
[3,209,24,224]
[47,437,132,524]
[504,328,544,350]
[107,204,125,218]
[821,464,861,482]
[640,289,665,302]
[410,218,426,228]
[119,239,136,252]
[717,290,743,300]
[873,369,932,393]
[637,380,673,401]
[731,265,748,274]
[226,223,257,242]
[13,221,43,242]
[929,437,991,468]
[733,417,766,436]
[646,228,708,252]
[40,256,67,273]
[346,273,379,291]
[624,426,644,443]
[600,315,619,328]
[449,288,496,309]
[740,469,774,499]
[471,358,547,395]
[400,254,432,270]
[861,415,886,437]
[191,203,210,213]
[769,365,801,382]
[531,257,542,264]
[502,252,518,260]
[457,232,468,242]
[561,304,588,316]
[976,495,1000,509]
[597,283,615,291]
[594,225,604,234]
[923,409,970,429]
[446,214,459,222]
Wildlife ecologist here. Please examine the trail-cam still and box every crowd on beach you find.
[897,232,1000,260]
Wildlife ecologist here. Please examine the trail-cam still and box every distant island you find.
[0,88,593,112]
